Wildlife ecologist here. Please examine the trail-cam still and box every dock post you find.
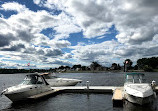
[86,81,89,89]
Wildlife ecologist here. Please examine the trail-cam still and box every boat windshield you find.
[126,73,145,83]
[20,74,44,85]
[42,74,57,79]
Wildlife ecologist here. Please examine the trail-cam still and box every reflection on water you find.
[123,100,157,111]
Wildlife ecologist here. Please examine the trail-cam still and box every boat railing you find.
[125,74,146,83]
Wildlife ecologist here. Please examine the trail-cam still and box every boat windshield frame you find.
[20,74,46,85]
[125,73,146,83]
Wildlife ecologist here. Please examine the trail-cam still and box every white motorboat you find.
[1,74,52,102]
[40,72,82,86]
[124,73,156,105]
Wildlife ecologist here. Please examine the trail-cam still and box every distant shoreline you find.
[60,70,145,73]
[1,69,158,74]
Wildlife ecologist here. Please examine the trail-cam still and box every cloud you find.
[52,12,81,40]
[32,0,158,46]
[37,0,158,44]
[33,0,42,5]
[33,0,67,11]
[0,3,75,69]
[113,0,158,44]
[47,59,73,66]
[50,40,71,48]
[0,33,16,47]
[45,48,62,57]
[70,40,120,65]
[70,34,158,66]
[1,44,25,51]
[1,0,158,68]
[1,2,28,12]
[65,0,113,38]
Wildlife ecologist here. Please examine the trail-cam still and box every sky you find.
[0,0,158,69]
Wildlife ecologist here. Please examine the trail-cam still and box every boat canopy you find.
[125,73,145,83]
[20,74,49,85]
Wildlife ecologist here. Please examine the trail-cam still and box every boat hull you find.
[4,86,51,102]
[124,92,155,105]
[5,89,37,102]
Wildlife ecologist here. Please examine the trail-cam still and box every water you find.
[0,72,158,111]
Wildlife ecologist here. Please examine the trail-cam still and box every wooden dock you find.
[112,88,124,107]
[27,85,158,107]
[51,86,119,93]
[27,86,120,100]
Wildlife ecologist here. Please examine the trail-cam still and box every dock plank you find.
[112,88,123,100]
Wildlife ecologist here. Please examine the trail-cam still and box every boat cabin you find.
[40,72,57,79]
[20,74,49,85]
[125,73,146,83]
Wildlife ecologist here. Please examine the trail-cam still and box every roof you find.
[126,73,144,75]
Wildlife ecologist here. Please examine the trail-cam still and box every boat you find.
[40,72,82,86]
[1,74,52,102]
[1,73,82,102]
[123,73,156,105]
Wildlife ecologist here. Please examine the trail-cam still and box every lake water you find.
[0,72,158,111]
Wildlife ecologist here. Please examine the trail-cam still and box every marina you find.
[0,72,158,111]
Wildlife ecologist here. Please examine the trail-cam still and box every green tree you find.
[72,64,82,70]
[137,57,158,70]
[143,65,153,72]
[90,62,101,71]
[111,63,117,70]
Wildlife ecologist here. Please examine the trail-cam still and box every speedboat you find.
[124,73,156,105]
[1,74,52,102]
[40,72,82,86]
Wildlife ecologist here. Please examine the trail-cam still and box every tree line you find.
[0,56,158,74]
[137,57,158,71]
[0,69,51,74]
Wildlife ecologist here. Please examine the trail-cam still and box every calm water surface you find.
[0,72,158,111]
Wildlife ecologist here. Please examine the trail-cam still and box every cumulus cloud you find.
[32,0,158,44]
[0,33,16,47]
[50,40,71,48]
[36,0,158,44]
[48,59,73,66]
[65,0,113,38]
[0,2,77,68]
[1,0,158,68]
[70,40,120,65]
[1,2,28,12]
[62,53,72,59]
[114,0,158,44]
[1,44,25,51]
